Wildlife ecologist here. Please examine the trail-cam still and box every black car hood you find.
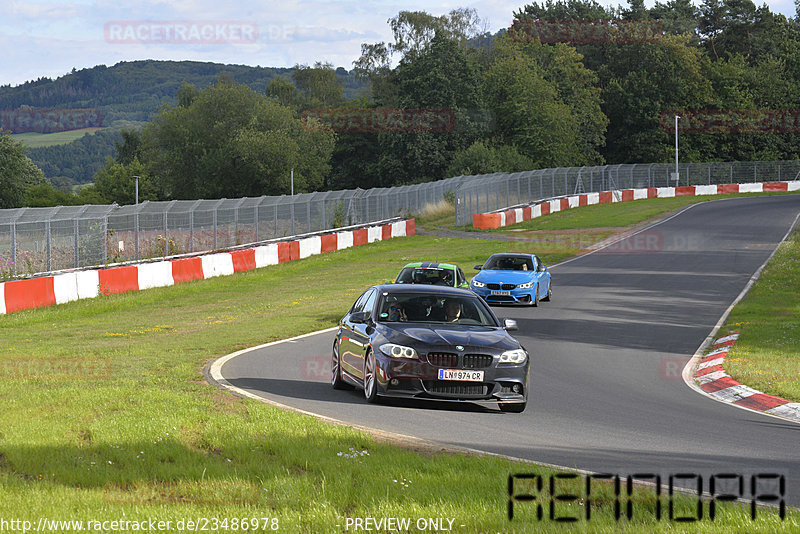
[378,323,519,350]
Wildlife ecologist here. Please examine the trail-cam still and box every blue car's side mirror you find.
[474,264,482,270]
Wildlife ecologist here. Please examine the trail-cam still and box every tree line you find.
[3,0,800,209]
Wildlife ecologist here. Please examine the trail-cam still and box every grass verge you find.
[0,197,797,532]
[720,225,800,402]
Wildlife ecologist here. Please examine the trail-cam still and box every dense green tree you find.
[291,62,344,108]
[141,76,335,199]
[446,140,535,176]
[265,75,304,109]
[91,157,159,205]
[23,183,79,207]
[376,33,486,185]
[482,36,606,167]
[0,132,47,208]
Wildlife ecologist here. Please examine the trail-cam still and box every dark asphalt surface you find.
[219,195,800,505]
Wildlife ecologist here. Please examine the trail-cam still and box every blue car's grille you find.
[486,283,517,290]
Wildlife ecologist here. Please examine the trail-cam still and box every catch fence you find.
[453,160,800,225]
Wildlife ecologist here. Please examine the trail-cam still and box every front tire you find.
[363,350,378,403]
[531,284,539,307]
[331,341,348,390]
[542,281,552,302]
[499,402,527,413]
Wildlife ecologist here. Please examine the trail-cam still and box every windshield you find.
[377,292,498,326]
[395,267,454,286]
[483,255,533,271]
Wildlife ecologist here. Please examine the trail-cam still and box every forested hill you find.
[0,60,365,123]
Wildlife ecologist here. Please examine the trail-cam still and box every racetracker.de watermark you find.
[661,110,800,134]
[510,19,663,44]
[104,21,259,44]
[1,108,102,133]
[0,356,111,381]
[301,108,456,133]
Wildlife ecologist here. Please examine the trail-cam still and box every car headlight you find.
[499,349,527,364]
[472,279,485,288]
[517,281,534,289]
[380,343,418,359]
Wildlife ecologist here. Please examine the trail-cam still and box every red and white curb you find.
[0,219,415,316]
[694,332,800,422]
[472,180,800,229]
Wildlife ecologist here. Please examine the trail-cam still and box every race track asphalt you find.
[217,195,800,506]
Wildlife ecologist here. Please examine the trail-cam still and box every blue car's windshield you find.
[377,293,498,326]
[483,255,533,271]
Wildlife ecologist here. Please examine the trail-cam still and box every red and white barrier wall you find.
[472,181,800,229]
[0,219,415,316]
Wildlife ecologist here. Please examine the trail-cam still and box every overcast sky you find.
[2,0,797,88]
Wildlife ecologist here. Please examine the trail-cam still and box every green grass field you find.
[720,228,800,401]
[0,196,797,532]
[11,127,103,148]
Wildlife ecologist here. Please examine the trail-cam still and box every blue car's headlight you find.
[472,279,485,288]
[517,281,534,289]
[499,349,527,364]
[380,343,418,359]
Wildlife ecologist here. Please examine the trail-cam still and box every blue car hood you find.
[475,270,537,284]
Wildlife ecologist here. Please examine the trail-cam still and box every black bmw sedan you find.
[331,284,529,412]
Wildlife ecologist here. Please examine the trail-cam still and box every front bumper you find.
[471,286,535,305]
[373,352,529,403]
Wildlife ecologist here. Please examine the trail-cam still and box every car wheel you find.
[363,350,378,403]
[499,402,527,413]
[331,341,348,390]
[542,281,552,302]
[531,284,539,307]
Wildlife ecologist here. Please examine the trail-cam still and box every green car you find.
[394,262,470,289]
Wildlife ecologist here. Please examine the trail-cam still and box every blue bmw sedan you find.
[470,253,552,306]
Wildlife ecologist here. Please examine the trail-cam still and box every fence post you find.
[730,164,733,184]
[189,210,194,252]
[290,200,295,236]
[307,200,312,233]
[103,217,108,265]
[163,211,169,256]
[254,204,259,241]
[11,222,17,276]
[213,207,218,250]
[321,198,326,229]
[74,218,79,268]
[754,162,757,183]
[45,220,51,271]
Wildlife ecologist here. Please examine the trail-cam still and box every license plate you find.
[438,369,484,382]
[490,290,511,296]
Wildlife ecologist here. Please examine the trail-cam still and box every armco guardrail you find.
[0,218,414,316]
[454,160,800,226]
[472,182,800,229]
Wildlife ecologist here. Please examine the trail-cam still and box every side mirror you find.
[459,283,470,289]
[537,264,546,272]
[350,311,369,324]
[474,264,483,270]
[503,318,518,331]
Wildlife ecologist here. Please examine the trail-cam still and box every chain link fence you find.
[2,160,797,279]
[0,176,471,279]
[453,160,800,226]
